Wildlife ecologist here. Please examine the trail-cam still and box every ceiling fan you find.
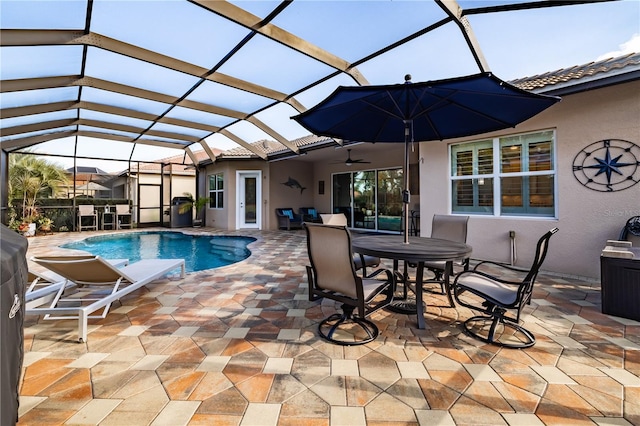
[331,149,371,166]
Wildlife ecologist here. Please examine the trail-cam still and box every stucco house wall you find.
[420,80,640,279]
[269,161,315,228]
[203,160,270,230]
[204,143,418,231]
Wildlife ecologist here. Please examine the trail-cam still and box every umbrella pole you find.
[403,120,411,244]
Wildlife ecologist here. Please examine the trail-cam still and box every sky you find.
[3,0,639,173]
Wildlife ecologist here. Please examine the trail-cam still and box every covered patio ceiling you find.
[0,0,628,168]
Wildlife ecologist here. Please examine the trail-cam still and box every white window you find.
[208,173,224,209]
[450,130,556,217]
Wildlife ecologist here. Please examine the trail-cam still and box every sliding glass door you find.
[377,169,403,232]
[354,171,376,229]
[332,173,352,226]
[332,167,402,232]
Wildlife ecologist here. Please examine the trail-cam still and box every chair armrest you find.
[473,260,529,275]
[276,214,290,225]
[364,268,396,291]
[453,269,524,288]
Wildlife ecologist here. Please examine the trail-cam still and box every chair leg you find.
[422,266,455,308]
[462,308,536,349]
[318,304,379,346]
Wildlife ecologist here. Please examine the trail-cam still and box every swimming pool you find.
[61,232,256,273]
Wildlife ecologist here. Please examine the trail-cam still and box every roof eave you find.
[531,68,640,96]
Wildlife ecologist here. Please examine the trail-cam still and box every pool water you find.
[61,232,256,273]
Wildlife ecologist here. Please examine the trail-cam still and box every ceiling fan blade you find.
[329,148,370,165]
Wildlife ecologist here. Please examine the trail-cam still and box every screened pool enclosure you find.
[1,0,631,225]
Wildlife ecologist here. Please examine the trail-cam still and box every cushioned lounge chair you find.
[299,207,322,223]
[276,208,303,230]
[26,255,185,342]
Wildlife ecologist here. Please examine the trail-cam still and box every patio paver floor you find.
[18,228,640,425]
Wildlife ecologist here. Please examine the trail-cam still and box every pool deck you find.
[19,228,640,425]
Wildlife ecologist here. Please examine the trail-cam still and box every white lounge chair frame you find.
[26,255,185,342]
[25,259,129,310]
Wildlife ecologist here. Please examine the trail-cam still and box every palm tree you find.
[9,153,69,220]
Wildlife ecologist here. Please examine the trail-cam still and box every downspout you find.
[510,230,517,265]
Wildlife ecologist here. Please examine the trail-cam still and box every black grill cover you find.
[1,224,28,425]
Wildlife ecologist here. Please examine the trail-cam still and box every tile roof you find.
[65,166,110,175]
[217,134,337,159]
[510,52,640,91]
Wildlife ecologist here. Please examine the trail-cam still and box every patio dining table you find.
[351,234,472,329]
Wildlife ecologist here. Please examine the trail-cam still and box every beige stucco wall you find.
[203,160,269,230]
[420,81,640,279]
[269,160,315,228]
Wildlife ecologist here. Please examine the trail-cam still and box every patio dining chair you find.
[619,216,640,246]
[423,214,470,302]
[451,227,558,348]
[77,205,98,231]
[115,204,132,229]
[305,223,394,345]
[319,213,381,275]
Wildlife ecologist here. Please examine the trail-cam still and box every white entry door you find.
[237,171,261,229]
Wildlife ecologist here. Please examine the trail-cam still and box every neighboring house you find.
[64,166,113,198]
[200,52,639,279]
[106,149,219,225]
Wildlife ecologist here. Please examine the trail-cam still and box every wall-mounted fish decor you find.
[282,177,306,194]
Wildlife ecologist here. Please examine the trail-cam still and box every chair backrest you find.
[430,214,469,243]
[521,228,559,296]
[301,207,318,219]
[276,208,294,219]
[305,223,359,298]
[619,216,640,246]
[78,205,95,215]
[320,213,347,226]
[116,204,130,215]
[31,255,135,285]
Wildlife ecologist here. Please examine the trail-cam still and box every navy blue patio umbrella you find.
[293,72,560,243]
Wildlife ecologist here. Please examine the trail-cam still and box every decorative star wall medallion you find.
[572,139,640,192]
